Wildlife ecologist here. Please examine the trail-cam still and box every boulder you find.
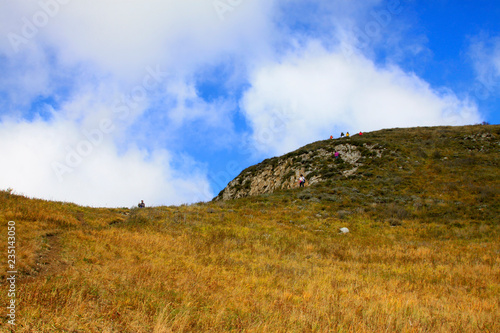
[339,227,350,234]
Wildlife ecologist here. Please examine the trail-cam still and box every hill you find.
[0,125,499,332]
[216,125,499,205]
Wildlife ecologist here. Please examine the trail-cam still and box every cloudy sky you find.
[1,0,499,207]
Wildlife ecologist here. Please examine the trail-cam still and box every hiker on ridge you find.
[138,200,145,208]
[298,174,306,188]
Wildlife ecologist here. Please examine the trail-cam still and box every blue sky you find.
[0,0,499,207]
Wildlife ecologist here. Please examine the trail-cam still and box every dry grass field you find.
[1,125,499,332]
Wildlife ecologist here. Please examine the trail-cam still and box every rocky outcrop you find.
[214,138,384,201]
[213,125,500,202]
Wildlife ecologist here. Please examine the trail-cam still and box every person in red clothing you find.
[298,174,306,187]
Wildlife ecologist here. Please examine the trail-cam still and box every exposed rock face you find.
[214,138,384,201]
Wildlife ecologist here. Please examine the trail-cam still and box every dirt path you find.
[20,232,69,283]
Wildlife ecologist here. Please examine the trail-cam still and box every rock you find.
[339,227,349,234]
[214,141,384,201]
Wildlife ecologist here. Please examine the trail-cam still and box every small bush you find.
[297,192,312,200]
[243,179,252,190]
[389,204,410,220]
[415,148,428,158]
[432,150,442,159]
[388,218,402,226]
[126,209,150,224]
[337,210,352,220]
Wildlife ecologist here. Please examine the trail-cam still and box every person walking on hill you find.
[138,200,145,208]
[298,174,306,188]
[346,132,350,137]
[340,132,344,138]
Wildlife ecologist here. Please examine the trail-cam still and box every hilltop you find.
[0,125,499,332]
[216,125,500,204]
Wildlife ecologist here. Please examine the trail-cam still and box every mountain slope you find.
[215,125,500,212]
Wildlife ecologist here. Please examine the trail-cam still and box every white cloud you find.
[0,118,212,207]
[241,43,482,156]
[0,64,219,206]
[0,0,276,80]
[163,79,233,129]
[0,1,279,206]
[468,34,500,100]
[0,46,54,115]
[0,0,278,120]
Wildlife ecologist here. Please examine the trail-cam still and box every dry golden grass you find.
[1,125,499,332]
[1,197,498,332]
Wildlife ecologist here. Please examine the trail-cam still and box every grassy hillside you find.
[1,125,499,332]
[217,125,500,204]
